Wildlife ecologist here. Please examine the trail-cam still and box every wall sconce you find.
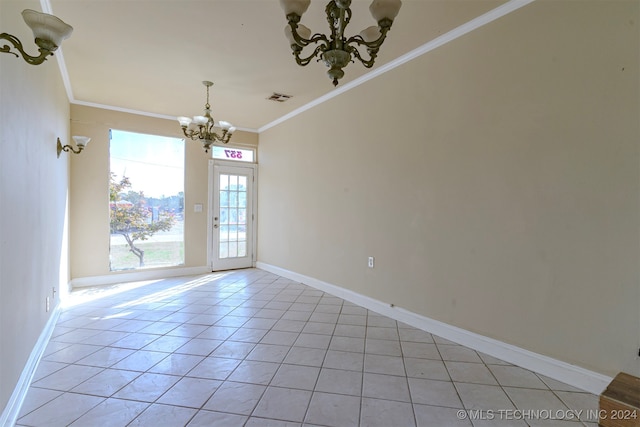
[0,9,73,66]
[57,136,90,158]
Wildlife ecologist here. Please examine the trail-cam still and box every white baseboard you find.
[0,303,61,427]
[70,266,211,289]
[256,262,612,395]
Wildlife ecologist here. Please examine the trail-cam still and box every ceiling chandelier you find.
[177,81,235,153]
[280,0,402,86]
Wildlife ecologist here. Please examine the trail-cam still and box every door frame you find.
[207,159,258,271]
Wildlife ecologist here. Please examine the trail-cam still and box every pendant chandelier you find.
[280,0,402,86]
[177,81,235,153]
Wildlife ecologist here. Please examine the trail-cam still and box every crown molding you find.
[44,0,535,135]
[70,100,258,133]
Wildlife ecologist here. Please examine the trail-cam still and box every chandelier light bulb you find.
[285,24,312,47]
[360,26,381,43]
[369,0,402,23]
[280,0,311,17]
[177,117,192,127]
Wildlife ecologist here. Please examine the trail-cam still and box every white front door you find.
[210,161,256,271]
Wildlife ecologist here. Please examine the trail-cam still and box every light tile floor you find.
[17,269,600,427]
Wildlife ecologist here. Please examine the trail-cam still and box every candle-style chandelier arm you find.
[219,130,232,144]
[345,27,390,68]
[0,33,54,65]
[292,42,327,66]
[345,21,391,51]
[347,44,377,69]
[180,126,233,153]
[287,21,329,48]
[180,127,201,141]
[180,125,231,143]
[285,19,331,66]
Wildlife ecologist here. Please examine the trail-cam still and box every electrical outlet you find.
[368,256,374,268]
[45,297,50,312]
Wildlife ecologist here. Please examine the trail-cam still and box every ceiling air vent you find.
[267,93,292,102]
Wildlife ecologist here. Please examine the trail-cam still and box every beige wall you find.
[258,0,640,377]
[0,0,71,412]
[69,105,258,278]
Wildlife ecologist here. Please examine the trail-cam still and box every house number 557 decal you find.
[211,146,254,162]
[224,150,243,159]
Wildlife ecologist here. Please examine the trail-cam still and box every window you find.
[109,129,185,270]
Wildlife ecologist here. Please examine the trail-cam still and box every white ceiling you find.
[46,0,513,132]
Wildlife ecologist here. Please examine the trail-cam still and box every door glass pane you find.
[229,241,238,258]
[228,225,237,242]
[238,242,247,257]
[239,224,246,242]
[220,242,229,259]
[220,225,229,242]
[218,172,250,261]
